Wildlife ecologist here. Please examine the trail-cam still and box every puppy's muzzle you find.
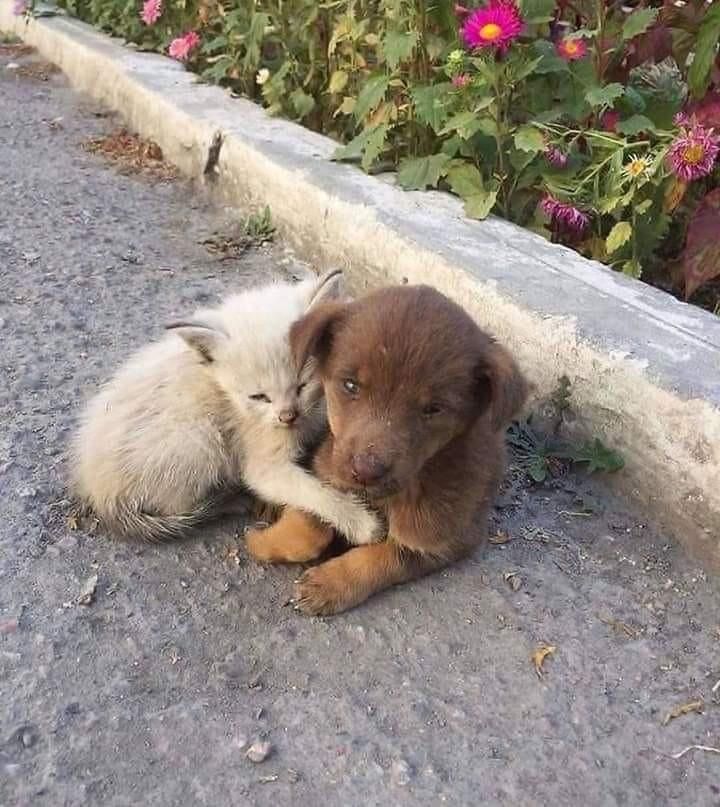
[350,451,389,485]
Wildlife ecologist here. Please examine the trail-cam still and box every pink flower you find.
[461,1,524,53]
[545,146,568,169]
[12,0,28,15]
[601,110,620,133]
[452,73,471,89]
[541,195,590,236]
[168,31,201,62]
[556,36,588,61]
[667,121,720,182]
[141,0,162,25]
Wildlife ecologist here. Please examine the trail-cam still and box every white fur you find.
[71,273,381,543]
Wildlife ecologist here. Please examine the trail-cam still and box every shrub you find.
[52,0,720,311]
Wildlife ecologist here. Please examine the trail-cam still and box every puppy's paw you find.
[244,526,276,563]
[293,564,351,616]
[245,510,334,564]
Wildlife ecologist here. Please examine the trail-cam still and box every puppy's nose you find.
[350,452,388,484]
[278,408,298,424]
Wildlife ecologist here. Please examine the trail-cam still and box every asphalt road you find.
[1,42,719,807]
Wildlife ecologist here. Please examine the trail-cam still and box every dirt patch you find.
[82,127,178,181]
[0,41,35,58]
[15,59,60,81]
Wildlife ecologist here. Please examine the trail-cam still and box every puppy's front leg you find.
[246,508,334,564]
[293,541,449,616]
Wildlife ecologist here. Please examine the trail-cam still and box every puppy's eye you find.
[249,393,271,403]
[342,378,360,396]
[296,382,307,395]
[422,403,444,418]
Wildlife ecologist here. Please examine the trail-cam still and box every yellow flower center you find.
[564,41,579,54]
[479,22,503,40]
[682,143,705,165]
[627,159,647,177]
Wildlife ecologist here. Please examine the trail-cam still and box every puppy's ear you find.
[306,269,345,311]
[475,341,528,431]
[290,301,347,371]
[165,319,227,363]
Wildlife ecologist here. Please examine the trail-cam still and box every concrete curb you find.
[3,5,720,563]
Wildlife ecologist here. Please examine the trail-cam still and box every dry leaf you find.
[531,644,556,678]
[662,699,704,726]
[489,530,511,545]
[76,573,98,606]
[503,571,522,591]
[598,613,640,639]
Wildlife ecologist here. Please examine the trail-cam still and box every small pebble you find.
[391,758,413,787]
[246,741,272,763]
[0,619,19,635]
[6,62,20,70]
[21,729,37,749]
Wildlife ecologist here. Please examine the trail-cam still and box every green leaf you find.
[514,125,545,153]
[360,124,389,171]
[201,56,233,83]
[464,189,498,219]
[513,55,544,83]
[439,111,485,139]
[586,83,624,109]
[381,29,419,70]
[528,457,549,483]
[328,70,349,94]
[411,83,451,132]
[447,163,485,198]
[557,438,625,474]
[688,3,720,99]
[606,221,632,254]
[447,164,497,220]
[531,40,570,75]
[616,114,656,136]
[333,124,388,168]
[622,259,642,279]
[397,154,451,190]
[519,0,556,24]
[635,199,653,215]
[290,88,315,119]
[353,75,390,123]
[621,7,659,41]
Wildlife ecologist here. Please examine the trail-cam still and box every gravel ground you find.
[2,44,720,807]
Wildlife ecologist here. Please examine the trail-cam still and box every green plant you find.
[54,0,720,311]
[507,417,624,483]
[242,205,275,243]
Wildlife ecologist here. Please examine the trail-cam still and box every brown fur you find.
[254,285,528,615]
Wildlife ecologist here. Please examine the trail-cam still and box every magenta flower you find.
[461,1,524,53]
[556,36,588,61]
[141,0,162,25]
[601,110,620,133]
[541,195,590,236]
[12,0,28,15]
[452,73,471,89]
[667,121,720,182]
[545,146,568,169]
[168,31,201,62]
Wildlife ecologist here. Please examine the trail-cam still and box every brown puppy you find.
[248,285,528,615]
